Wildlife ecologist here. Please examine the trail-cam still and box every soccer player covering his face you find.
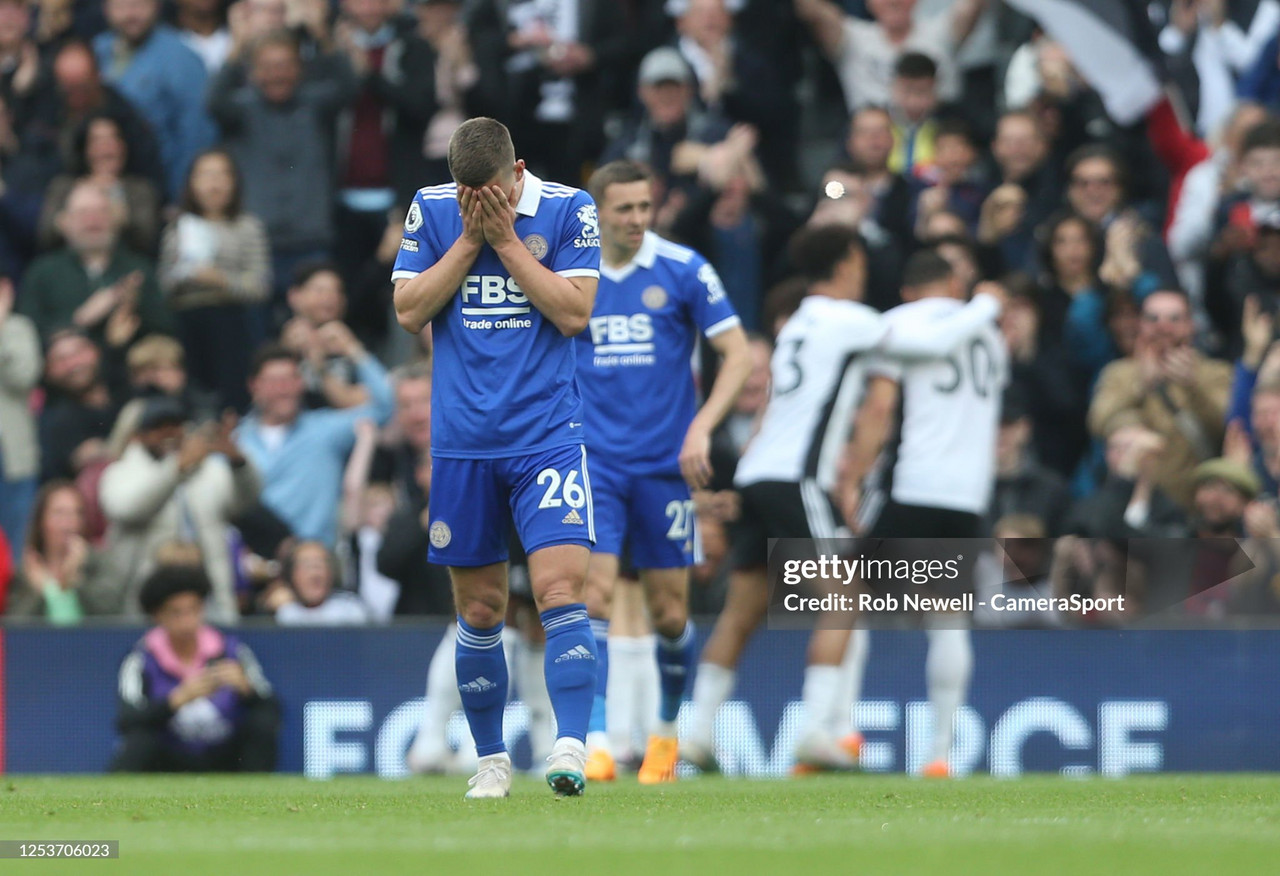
[392,118,601,799]
[574,161,751,783]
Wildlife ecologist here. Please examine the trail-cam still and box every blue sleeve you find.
[550,190,602,278]
[1239,33,1280,102]
[391,192,444,281]
[1228,359,1259,437]
[684,254,742,339]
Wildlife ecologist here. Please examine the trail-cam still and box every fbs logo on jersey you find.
[574,204,600,248]
[405,202,423,233]
[459,676,497,694]
[429,520,451,548]
[562,509,585,525]
[523,233,549,260]
[554,645,594,663]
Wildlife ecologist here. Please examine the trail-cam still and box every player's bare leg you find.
[685,567,770,769]
[529,544,597,795]
[637,566,694,783]
[607,577,657,767]
[582,552,619,780]
[451,563,513,798]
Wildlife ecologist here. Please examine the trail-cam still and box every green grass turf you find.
[0,774,1277,876]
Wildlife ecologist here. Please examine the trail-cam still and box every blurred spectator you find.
[794,0,988,111]
[415,0,504,187]
[804,161,903,312]
[19,179,170,343]
[111,564,279,772]
[273,540,370,625]
[37,42,166,196]
[1089,290,1232,509]
[1064,423,1186,541]
[37,111,161,255]
[1064,144,1179,291]
[911,119,990,236]
[885,51,944,180]
[330,0,435,293]
[235,333,393,545]
[999,273,1088,478]
[280,261,368,410]
[987,387,1071,536]
[673,0,797,187]
[337,417,398,620]
[7,479,105,622]
[1035,211,1117,387]
[983,110,1061,271]
[98,399,260,623]
[37,329,123,482]
[373,360,431,506]
[209,29,357,305]
[0,0,38,106]
[974,514,1062,628]
[376,449,456,617]
[843,105,913,247]
[600,47,730,202]
[158,148,271,412]
[94,0,217,198]
[501,0,626,184]
[0,270,40,547]
[175,0,231,73]
[1214,213,1280,359]
[0,91,56,278]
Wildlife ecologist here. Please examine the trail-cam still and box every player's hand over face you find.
[457,187,485,247]
[477,185,519,248]
[679,422,713,490]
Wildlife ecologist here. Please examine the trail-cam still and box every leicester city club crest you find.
[642,285,668,310]
[523,233,549,260]
[429,520,452,549]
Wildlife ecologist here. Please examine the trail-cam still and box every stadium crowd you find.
[2,0,1280,634]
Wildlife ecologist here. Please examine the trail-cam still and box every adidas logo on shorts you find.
[554,645,594,663]
[459,676,498,693]
[562,509,584,525]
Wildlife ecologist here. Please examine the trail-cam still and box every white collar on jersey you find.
[515,170,544,217]
[600,230,659,283]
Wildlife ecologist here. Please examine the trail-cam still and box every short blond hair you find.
[126,334,185,375]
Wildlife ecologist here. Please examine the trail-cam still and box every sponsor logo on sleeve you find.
[400,238,419,252]
[698,263,727,304]
[574,204,600,248]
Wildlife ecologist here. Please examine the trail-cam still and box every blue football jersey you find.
[575,231,741,476]
[391,172,601,458]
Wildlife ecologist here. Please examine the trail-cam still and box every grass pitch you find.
[1,774,1277,875]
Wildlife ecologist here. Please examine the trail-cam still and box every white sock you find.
[830,628,869,738]
[606,634,658,759]
[514,635,555,763]
[799,664,841,744]
[635,634,660,743]
[410,624,460,762]
[688,662,735,750]
[925,627,973,764]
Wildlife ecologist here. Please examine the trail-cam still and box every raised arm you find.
[794,0,846,59]
[394,192,483,333]
[476,185,596,336]
[951,0,990,47]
